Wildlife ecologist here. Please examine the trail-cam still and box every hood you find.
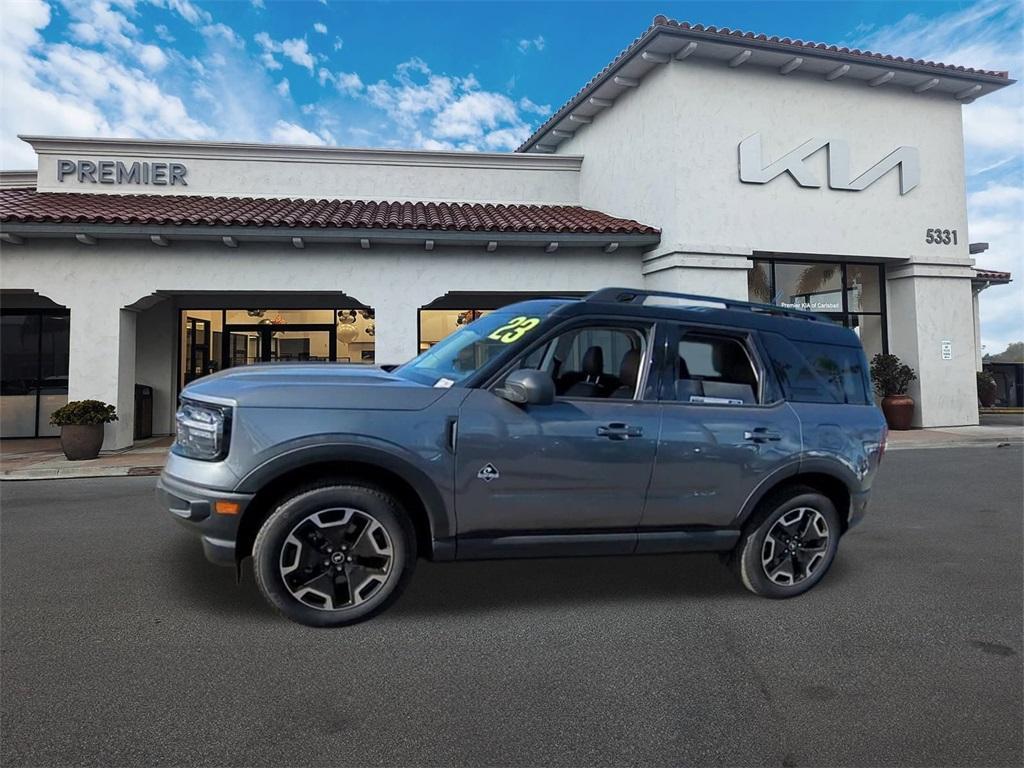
[181,363,447,410]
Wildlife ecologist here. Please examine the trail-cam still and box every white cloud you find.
[517,35,545,54]
[432,91,520,140]
[335,71,363,95]
[313,22,327,35]
[518,96,550,116]
[250,0,265,8]
[255,32,314,72]
[137,43,167,71]
[270,119,328,145]
[147,0,212,26]
[0,0,346,168]
[202,23,243,48]
[333,36,343,51]
[154,24,174,42]
[363,57,543,152]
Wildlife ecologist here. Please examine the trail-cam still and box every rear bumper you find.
[847,490,870,529]
[156,471,253,566]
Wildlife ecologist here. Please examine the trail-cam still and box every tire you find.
[731,485,841,599]
[252,483,416,627]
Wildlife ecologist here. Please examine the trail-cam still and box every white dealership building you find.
[0,16,1014,448]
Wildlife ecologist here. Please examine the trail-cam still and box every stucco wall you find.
[558,57,970,263]
[0,238,644,446]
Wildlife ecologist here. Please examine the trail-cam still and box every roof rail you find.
[584,287,828,322]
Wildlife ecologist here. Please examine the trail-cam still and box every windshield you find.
[395,304,560,387]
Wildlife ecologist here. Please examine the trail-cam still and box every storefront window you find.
[772,262,843,313]
[418,292,587,351]
[847,314,885,364]
[1,311,70,438]
[845,264,882,313]
[419,309,493,351]
[747,262,772,304]
[749,258,887,358]
[180,307,375,389]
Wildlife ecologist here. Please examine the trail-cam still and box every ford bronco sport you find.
[158,288,887,627]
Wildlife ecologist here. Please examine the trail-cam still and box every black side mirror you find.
[496,369,555,406]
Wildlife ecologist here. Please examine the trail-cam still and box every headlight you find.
[173,400,230,461]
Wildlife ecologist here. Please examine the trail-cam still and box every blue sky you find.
[0,0,1020,350]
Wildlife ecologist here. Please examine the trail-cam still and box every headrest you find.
[619,349,641,387]
[581,346,604,376]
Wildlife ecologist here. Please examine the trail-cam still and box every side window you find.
[546,325,647,400]
[760,332,869,405]
[674,332,760,405]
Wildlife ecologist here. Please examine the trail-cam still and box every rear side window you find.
[675,332,760,405]
[760,332,870,405]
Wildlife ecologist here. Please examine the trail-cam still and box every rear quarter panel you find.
[791,401,887,494]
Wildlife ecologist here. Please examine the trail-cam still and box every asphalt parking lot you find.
[2,446,1022,767]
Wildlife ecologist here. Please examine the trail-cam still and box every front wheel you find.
[731,485,841,598]
[252,483,416,627]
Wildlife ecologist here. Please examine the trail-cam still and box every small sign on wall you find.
[941,340,953,360]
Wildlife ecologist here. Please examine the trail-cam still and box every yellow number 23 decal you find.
[487,316,541,344]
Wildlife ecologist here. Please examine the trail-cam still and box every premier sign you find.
[739,134,919,195]
[56,159,188,186]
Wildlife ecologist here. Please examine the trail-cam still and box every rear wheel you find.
[253,484,416,627]
[731,485,840,598]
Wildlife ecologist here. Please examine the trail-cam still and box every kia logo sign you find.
[739,134,919,195]
[56,159,188,187]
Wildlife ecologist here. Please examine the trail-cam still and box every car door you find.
[454,319,665,558]
[642,324,801,533]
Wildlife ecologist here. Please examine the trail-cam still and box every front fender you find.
[234,436,454,543]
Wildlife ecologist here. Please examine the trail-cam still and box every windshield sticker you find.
[487,316,541,344]
[434,378,456,389]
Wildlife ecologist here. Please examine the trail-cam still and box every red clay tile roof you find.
[0,188,659,235]
[974,268,1012,282]
[518,15,1012,152]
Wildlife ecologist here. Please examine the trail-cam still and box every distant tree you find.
[987,342,1024,363]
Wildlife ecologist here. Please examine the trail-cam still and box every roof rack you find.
[584,287,828,322]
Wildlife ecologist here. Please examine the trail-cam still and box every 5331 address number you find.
[925,228,958,245]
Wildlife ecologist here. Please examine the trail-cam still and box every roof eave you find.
[0,221,662,249]
[518,23,1015,153]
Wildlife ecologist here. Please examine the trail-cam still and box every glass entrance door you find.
[223,325,336,368]
[226,328,263,368]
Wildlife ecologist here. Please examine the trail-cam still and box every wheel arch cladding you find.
[234,457,446,563]
[741,472,852,532]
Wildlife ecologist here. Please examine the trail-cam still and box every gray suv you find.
[158,288,887,627]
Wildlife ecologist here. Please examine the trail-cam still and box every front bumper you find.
[157,471,253,566]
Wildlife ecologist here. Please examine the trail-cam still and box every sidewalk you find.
[0,436,172,481]
[886,423,1023,451]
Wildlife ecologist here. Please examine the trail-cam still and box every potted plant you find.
[977,370,998,408]
[49,400,118,460]
[870,353,918,430]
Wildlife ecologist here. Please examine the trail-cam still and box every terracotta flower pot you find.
[881,395,915,430]
[60,424,105,461]
[978,380,998,408]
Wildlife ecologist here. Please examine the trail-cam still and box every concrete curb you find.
[1,466,163,481]
[886,439,1022,452]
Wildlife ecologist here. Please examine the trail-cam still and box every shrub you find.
[870,353,917,397]
[49,400,118,426]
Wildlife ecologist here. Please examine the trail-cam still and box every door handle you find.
[597,422,643,440]
[744,428,782,443]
